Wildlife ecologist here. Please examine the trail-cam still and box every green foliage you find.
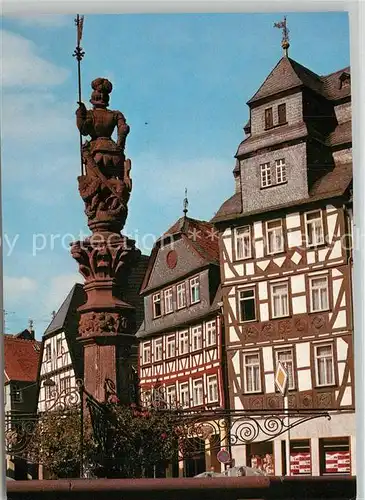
[92,403,181,478]
[27,408,96,479]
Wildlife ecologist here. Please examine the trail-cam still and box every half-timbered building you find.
[137,216,227,476]
[212,50,354,476]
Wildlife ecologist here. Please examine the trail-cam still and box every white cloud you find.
[4,276,38,301]
[1,30,70,87]
[40,273,82,314]
[10,14,69,28]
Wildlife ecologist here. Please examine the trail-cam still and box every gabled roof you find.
[44,283,85,336]
[247,57,351,105]
[140,216,219,294]
[4,335,41,383]
[247,56,323,105]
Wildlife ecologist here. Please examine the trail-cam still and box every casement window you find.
[243,353,261,393]
[177,282,187,309]
[190,276,200,304]
[260,163,272,188]
[179,330,189,355]
[164,288,173,314]
[192,379,204,406]
[45,344,51,362]
[278,103,287,125]
[45,385,53,401]
[192,326,203,351]
[154,339,163,362]
[180,383,190,408]
[305,210,325,247]
[275,159,287,184]
[235,225,252,260]
[142,343,151,364]
[166,385,176,406]
[271,282,289,318]
[56,338,63,357]
[276,349,295,390]
[152,293,162,318]
[310,276,329,312]
[265,107,273,129]
[266,219,284,254]
[206,320,217,347]
[238,288,256,322]
[60,376,71,393]
[166,335,176,358]
[11,384,22,403]
[315,344,335,386]
[207,375,219,403]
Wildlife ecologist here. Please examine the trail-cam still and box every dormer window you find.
[265,108,273,129]
[278,103,287,125]
[339,72,350,89]
[260,163,272,188]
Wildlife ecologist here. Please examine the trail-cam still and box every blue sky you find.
[1,12,350,336]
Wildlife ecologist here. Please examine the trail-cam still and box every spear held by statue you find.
[73,14,85,175]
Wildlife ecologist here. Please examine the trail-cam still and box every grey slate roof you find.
[44,283,85,336]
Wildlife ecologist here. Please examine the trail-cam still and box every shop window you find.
[319,437,351,475]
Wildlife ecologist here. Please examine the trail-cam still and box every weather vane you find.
[274,16,290,57]
[73,14,85,175]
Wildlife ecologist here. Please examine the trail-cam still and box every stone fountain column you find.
[70,77,139,403]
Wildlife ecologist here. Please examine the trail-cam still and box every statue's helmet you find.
[90,78,113,107]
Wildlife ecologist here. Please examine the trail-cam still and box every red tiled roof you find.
[3,335,41,383]
[163,216,219,264]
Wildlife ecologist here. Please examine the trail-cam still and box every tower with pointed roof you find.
[213,29,354,476]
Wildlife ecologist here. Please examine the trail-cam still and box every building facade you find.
[213,53,354,475]
[4,329,41,479]
[137,216,227,476]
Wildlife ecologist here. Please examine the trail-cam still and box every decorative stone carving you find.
[295,317,307,332]
[71,235,139,283]
[266,395,281,409]
[312,315,325,330]
[261,323,275,340]
[244,324,259,341]
[278,320,292,338]
[249,396,264,410]
[166,250,178,269]
[79,311,129,337]
[300,393,313,408]
[317,392,333,408]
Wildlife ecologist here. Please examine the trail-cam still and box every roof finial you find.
[274,16,290,57]
[51,310,56,319]
[29,319,34,330]
[183,188,189,218]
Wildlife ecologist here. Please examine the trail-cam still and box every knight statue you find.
[76,78,132,232]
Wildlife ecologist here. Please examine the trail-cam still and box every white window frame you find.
[166,385,177,406]
[238,288,256,322]
[152,293,162,318]
[275,158,287,184]
[192,325,203,351]
[260,162,272,188]
[190,276,200,304]
[56,338,63,357]
[266,219,284,254]
[206,320,217,347]
[180,382,190,408]
[142,343,151,364]
[275,349,295,390]
[164,288,173,314]
[315,344,335,387]
[177,282,187,309]
[166,335,176,358]
[45,344,51,362]
[192,378,204,406]
[179,330,189,355]
[235,225,252,260]
[154,338,163,362]
[243,352,261,393]
[309,275,329,312]
[305,210,325,247]
[207,375,219,403]
[271,281,289,318]
[60,376,71,393]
